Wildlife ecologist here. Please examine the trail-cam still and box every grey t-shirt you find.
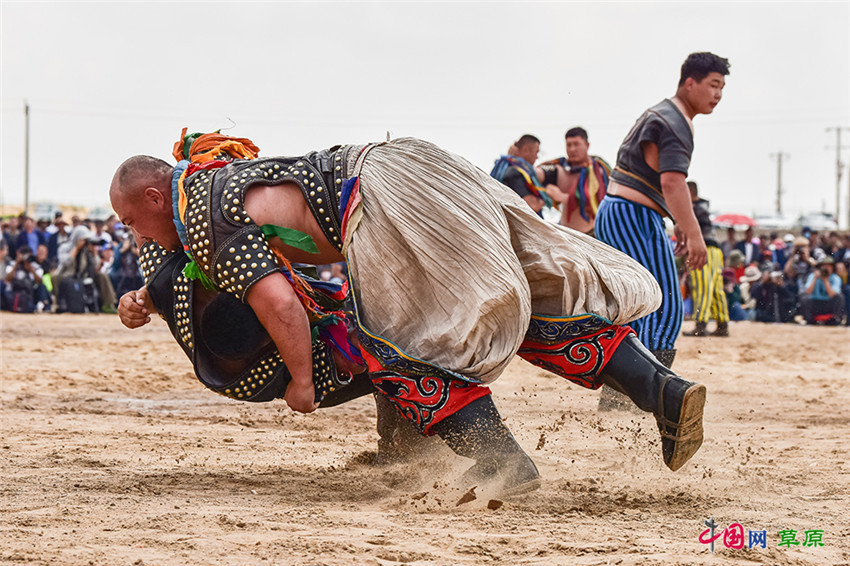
[610,99,693,217]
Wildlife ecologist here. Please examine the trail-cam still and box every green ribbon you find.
[260,224,319,254]
[182,256,219,291]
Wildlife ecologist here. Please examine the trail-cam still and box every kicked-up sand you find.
[1,313,848,565]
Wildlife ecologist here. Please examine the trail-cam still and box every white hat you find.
[740,265,762,283]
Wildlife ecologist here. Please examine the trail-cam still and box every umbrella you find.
[712,213,757,227]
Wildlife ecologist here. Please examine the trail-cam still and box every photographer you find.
[799,257,845,325]
[110,233,143,298]
[750,269,780,323]
[3,245,50,312]
[750,269,798,323]
[784,236,816,290]
[54,226,118,313]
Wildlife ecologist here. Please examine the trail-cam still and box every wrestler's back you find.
[244,181,345,265]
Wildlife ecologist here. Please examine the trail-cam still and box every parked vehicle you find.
[795,213,838,231]
[753,213,796,230]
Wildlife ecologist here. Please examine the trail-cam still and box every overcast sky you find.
[2,1,849,226]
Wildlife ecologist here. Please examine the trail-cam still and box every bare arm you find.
[640,141,706,268]
[661,171,707,269]
[523,194,544,212]
[783,251,797,278]
[541,164,570,204]
[245,272,317,413]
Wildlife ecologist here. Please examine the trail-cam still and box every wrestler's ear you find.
[142,187,168,209]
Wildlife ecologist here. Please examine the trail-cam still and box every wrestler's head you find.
[514,134,540,165]
[110,155,181,250]
[677,52,730,116]
[564,127,589,165]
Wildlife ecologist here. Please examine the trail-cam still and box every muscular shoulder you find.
[243,181,305,227]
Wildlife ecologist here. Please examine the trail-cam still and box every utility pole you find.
[24,101,30,217]
[769,152,789,215]
[826,126,850,229]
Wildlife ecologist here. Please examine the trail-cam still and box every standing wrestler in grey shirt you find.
[595,51,730,365]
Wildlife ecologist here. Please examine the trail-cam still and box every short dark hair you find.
[516,134,540,148]
[112,155,173,197]
[565,127,588,141]
[678,52,730,87]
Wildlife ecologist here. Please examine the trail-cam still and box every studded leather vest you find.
[139,241,354,403]
[180,144,362,301]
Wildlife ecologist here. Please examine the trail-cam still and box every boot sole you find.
[664,384,706,471]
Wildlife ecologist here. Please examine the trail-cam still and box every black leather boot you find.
[683,321,708,337]
[374,393,442,464]
[713,322,729,337]
[600,335,705,471]
[431,395,540,494]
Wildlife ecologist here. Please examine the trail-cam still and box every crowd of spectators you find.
[685,226,849,326]
[2,212,143,314]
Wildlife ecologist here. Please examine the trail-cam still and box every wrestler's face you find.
[110,185,181,250]
[565,136,589,165]
[685,72,725,115]
[517,141,539,165]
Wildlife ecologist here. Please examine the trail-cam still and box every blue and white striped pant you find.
[595,196,682,351]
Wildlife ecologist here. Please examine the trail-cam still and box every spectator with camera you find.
[799,256,845,325]
[54,225,118,313]
[109,233,143,298]
[750,269,779,323]
[784,236,816,290]
[3,245,51,312]
[749,268,797,323]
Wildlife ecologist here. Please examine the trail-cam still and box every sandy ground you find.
[1,313,849,566]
